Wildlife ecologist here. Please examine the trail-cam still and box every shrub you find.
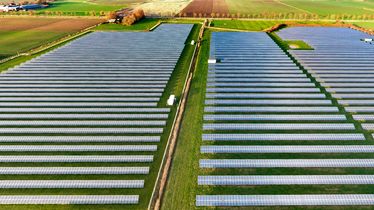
[122,9,145,26]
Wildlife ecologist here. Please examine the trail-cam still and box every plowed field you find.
[180,0,229,17]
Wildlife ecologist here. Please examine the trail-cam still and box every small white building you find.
[167,95,176,106]
[208,59,217,64]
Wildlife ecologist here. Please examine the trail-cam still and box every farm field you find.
[354,22,374,30]
[0,0,144,12]
[138,0,192,16]
[0,17,102,60]
[0,23,199,210]
[180,0,374,18]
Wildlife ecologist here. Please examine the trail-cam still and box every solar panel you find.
[0,128,163,134]
[0,180,145,188]
[204,114,346,121]
[0,136,161,142]
[205,99,331,105]
[205,106,339,113]
[0,145,157,152]
[198,175,374,185]
[203,123,355,130]
[206,93,326,99]
[202,133,364,141]
[0,167,150,174]
[0,120,166,126]
[0,195,139,204]
[201,145,374,153]
[196,194,374,206]
[200,159,374,168]
[0,155,153,162]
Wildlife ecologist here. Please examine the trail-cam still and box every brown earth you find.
[180,0,229,17]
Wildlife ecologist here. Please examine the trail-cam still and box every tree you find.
[122,9,145,26]
[106,11,117,20]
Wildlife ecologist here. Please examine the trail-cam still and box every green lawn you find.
[225,0,299,16]
[40,0,125,15]
[270,32,314,50]
[0,0,145,15]
[212,20,283,31]
[224,0,374,18]
[354,22,374,30]
[280,0,374,16]
[211,20,338,31]
[0,30,71,58]
[94,18,160,31]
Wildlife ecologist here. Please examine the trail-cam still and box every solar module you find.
[196,194,374,206]
[0,180,144,188]
[202,133,364,141]
[201,145,374,153]
[0,167,150,174]
[0,195,139,204]
[200,159,374,168]
[0,136,161,142]
[0,155,154,162]
[204,114,346,121]
[203,123,355,130]
[198,175,374,185]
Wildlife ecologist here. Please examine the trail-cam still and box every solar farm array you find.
[278,27,374,133]
[0,24,192,206]
[197,31,374,207]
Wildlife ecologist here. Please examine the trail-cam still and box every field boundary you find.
[148,19,207,210]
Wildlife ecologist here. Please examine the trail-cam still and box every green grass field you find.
[354,22,374,30]
[40,0,130,15]
[94,18,160,31]
[224,0,374,18]
[212,20,283,31]
[211,20,340,31]
[0,17,102,60]
[0,0,144,14]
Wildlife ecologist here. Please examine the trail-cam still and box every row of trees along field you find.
[176,12,374,20]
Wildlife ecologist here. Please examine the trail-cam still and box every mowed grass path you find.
[0,17,102,59]
[162,29,210,210]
